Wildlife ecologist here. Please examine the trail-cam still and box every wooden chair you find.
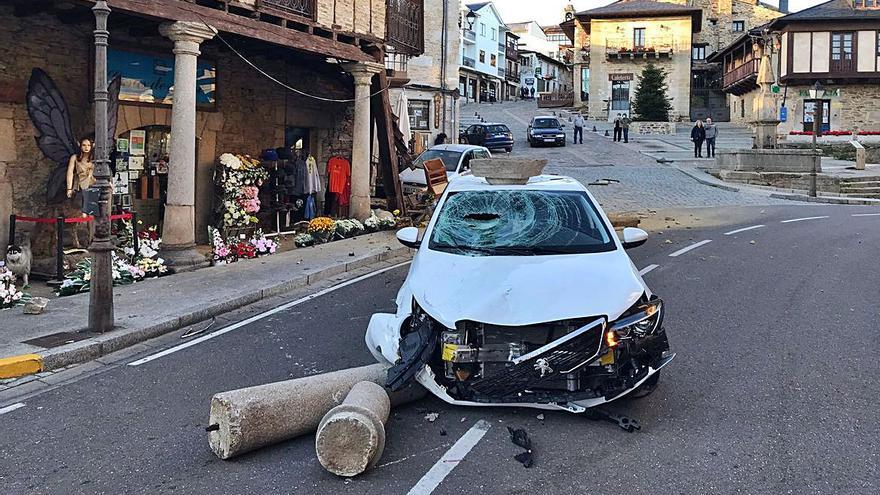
[422,158,448,197]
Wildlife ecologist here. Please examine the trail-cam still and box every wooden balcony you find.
[721,59,758,96]
[605,37,674,60]
[830,58,856,73]
[260,0,316,21]
[386,0,424,56]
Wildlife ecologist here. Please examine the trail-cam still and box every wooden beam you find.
[76,0,371,62]
[371,70,404,213]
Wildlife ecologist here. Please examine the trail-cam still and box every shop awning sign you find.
[608,73,634,81]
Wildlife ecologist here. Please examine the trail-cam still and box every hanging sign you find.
[433,93,442,129]
[609,73,634,81]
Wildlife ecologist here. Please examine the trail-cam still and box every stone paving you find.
[463,101,793,212]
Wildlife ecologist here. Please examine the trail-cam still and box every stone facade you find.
[316,0,386,40]
[630,121,676,134]
[0,7,356,257]
[681,0,783,53]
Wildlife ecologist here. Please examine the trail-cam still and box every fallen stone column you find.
[315,381,390,477]
[207,363,425,459]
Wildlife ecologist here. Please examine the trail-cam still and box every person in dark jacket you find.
[434,133,448,146]
[691,120,706,158]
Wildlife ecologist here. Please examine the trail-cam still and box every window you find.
[408,100,430,130]
[479,50,486,63]
[877,31,880,56]
[692,45,707,60]
[480,23,486,36]
[611,80,630,110]
[491,28,496,41]
[633,28,646,48]
[831,32,854,60]
[490,54,497,67]
[733,21,745,32]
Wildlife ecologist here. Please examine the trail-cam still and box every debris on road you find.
[507,426,534,468]
[181,317,215,339]
[424,412,439,422]
[750,240,757,245]
[585,408,641,433]
[536,414,545,421]
[316,381,390,477]
[23,297,49,315]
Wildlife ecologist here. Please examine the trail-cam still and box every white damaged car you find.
[365,167,674,413]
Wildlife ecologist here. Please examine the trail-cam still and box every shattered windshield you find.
[428,190,615,256]
[533,119,561,129]
[412,150,462,172]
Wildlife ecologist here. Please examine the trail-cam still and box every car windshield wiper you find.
[433,244,496,255]
[491,246,577,256]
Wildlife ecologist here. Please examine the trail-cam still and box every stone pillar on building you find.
[158,21,215,271]
[342,62,384,221]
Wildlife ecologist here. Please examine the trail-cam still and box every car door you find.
[469,125,485,145]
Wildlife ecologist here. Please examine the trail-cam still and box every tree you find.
[631,64,673,122]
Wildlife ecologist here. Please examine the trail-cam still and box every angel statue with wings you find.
[26,68,121,246]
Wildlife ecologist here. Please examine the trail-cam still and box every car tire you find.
[630,372,660,399]
[560,141,566,147]
[505,147,513,153]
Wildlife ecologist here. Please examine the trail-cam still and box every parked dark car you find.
[527,116,566,147]
[459,123,514,152]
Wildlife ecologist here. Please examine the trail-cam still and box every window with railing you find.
[384,49,410,73]
[261,0,316,20]
[831,31,855,72]
[386,0,424,55]
[463,56,476,68]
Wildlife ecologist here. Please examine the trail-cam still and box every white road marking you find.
[0,403,25,415]
[668,240,712,258]
[851,213,880,217]
[724,224,765,236]
[638,264,659,276]
[781,216,829,223]
[128,261,412,367]
[407,420,491,495]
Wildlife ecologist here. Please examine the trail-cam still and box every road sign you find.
[771,85,780,94]
[780,106,787,122]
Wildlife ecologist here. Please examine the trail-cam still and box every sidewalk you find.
[0,231,410,378]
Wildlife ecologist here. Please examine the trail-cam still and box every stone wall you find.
[630,121,675,135]
[0,6,357,255]
[666,0,783,53]
[316,0,385,40]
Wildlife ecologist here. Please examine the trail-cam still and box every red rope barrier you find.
[13,213,133,224]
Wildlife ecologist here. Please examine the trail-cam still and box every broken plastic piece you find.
[507,426,532,450]
[514,451,534,468]
[386,316,438,391]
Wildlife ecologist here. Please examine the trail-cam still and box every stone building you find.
[0,0,422,266]
[711,0,880,134]
[563,1,702,122]
[388,0,461,152]
[561,0,784,121]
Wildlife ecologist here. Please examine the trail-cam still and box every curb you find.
[768,193,880,205]
[20,247,411,375]
[671,165,742,192]
[0,354,43,379]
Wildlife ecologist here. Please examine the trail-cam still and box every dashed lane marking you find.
[0,402,25,416]
[724,225,765,236]
[128,261,412,367]
[668,240,712,258]
[407,420,491,495]
[781,216,829,223]
[639,264,659,276]
[851,213,880,217]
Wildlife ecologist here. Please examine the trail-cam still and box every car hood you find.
[530,128,564,135]
[407,248,645,328]
[399,167,456,186]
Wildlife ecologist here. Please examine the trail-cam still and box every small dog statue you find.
[6,237,32,287]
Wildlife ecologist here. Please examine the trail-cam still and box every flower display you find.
[217,152,269,232]
[335,219,365,238]
[364,211,398,232]
[250,230,278,255]
[0,267,28,309]
[57,253,143,297]
[294,233,315,247]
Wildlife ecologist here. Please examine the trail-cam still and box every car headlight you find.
[609,299,663,340]
[556,134,565,138]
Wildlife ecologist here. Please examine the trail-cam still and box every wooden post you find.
[371,70,404,213]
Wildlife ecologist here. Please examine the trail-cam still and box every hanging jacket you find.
[306,155,323,194]
[294,158,309,195]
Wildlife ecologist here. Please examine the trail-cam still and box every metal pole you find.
[7,214,15,251]
[89,0,114,332]
[810,103,819,198]
[56,217,65,282]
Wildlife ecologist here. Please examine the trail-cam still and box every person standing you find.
[434,133,448,146]
[691,120,706,158]
[573,114,585,144]
[613,114,622,142]
[621,114,631,143]
[704,117,718,158]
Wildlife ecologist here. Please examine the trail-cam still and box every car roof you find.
[480,122,509,126]
[427,144,489,153]
[532,116,561,120]
[446,174,586,192]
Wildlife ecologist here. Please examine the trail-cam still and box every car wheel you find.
[630,372,660,399]
[560,141,566,147]
[505,147,513,153]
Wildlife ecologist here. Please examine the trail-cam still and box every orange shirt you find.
[327,156,351,194]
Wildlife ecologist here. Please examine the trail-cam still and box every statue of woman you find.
[66,138,98,215]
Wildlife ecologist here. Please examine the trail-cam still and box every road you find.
[2,204,879,494]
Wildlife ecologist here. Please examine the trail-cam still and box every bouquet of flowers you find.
[0,267,27,309]
[57,253,141,297]
[120,222,168,278]
[307,217,336,243]
[250,230,279,255]
[294,233,315,247]
[233,240,257,259]
[335,219,365,239]
[217,152,269,232]
[210,227,232,265]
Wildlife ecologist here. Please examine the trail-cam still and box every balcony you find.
[505,69,520,83]
[506,46,518,60]
[605,37,674,60]
[386,0,424,55]
[722,58,758,96]
[463,56,476,68]
[463,30,476,43]
[385,49,411,87]
[498,67,506,78]
[498,43,506,52]
[261,0,316,21]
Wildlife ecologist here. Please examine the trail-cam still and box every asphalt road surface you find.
[2,204,879,494]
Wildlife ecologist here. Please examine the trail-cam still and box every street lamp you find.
[580,45,589,60]
[89,0,114,332]
[808,80,825,197]
[465,10,477,31]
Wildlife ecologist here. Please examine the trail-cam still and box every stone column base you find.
[160,243,209,273]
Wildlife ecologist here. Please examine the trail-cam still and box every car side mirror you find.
[396,227,421,249]
[560,124,566,128]
[621,227,648,249]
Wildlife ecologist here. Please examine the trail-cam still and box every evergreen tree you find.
[631,64,673,122]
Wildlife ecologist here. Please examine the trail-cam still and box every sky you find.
[490,0,827,26]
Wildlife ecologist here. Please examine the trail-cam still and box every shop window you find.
[408,100,430,131]
[491,54,497,67]
[611,80,630,110]
[633,28,646,48]
[802,100,830,132]
[479,50,486,63]
[733,21,745,32]
[108,47,216,108]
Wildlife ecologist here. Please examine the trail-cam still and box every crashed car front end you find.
[367,293,673,412]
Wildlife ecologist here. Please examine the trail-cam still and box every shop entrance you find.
[285,127,310,153]
[115,125,172,230]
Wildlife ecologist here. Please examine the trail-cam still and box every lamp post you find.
[465,10,476,31]
[89,0,114,332]
[808,80,825,198]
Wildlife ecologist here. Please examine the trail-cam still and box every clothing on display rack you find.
[324,156,351,216]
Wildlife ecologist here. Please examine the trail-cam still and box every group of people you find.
[690,118,718,158]
[613,113,631,143]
